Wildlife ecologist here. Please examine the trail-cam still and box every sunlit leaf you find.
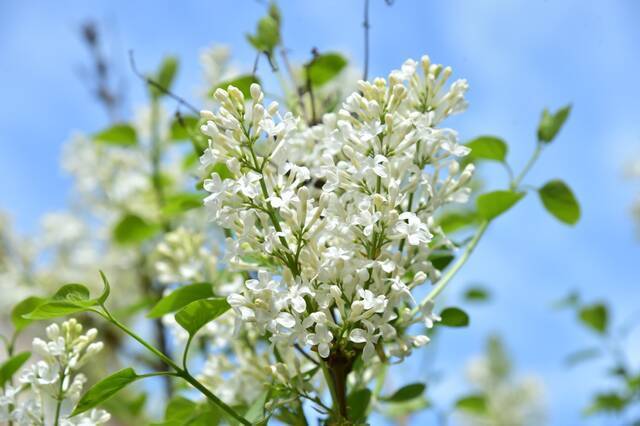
[175,298,231,337]
[11,296,45,332]
[538,179,580,225]
[148,283,215,319]
[306,53,347,87]
[455,394,487,415]
[476,190,525,220]
[537,104,571,143]
[0,352,31,387]
[466,136,508,162]
[113,214,161,246]
[73,368,140,416]
[93,124,137,146]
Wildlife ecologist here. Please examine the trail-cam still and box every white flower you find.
[394,212,432,246]
[306,323,333,358]
[349,320,380,361]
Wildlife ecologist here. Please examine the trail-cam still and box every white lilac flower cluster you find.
[200,56,473,362]
[0,319,110,426]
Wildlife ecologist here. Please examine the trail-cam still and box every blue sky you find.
[1,1,640,424]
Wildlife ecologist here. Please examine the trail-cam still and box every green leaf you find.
[11,296,45,332]
[247,15,280,54]
[455,394,487,415]
[429,252,454,271]
[175,298,231,337]
[578,303,608,334]
[538,180,580,225]
[148,283,215,319]
[0,352,31,387]
[93,124,137,146]
[306,53,348,87]
[244,390,269,423]
[113,214,161,246]
[151,56,179,99]
[169,115,199,141]
[382,397,431,418]
[380,383,426,403]
[552,290,580,310]
[97,271,111,305]
[347,388,371,422]
[464,286,490,302]
[53,283,91,302]
[440,307,470,327]
[583,392,628,416]
[436,211,478,234]
[537,104,571,143]
[466,136,508,162]
[162,193,203,218]
[565,348,602,366]
[73,368,140,416]
[24,283,98,320]
[213,75,260,99]
[476,190,525,220]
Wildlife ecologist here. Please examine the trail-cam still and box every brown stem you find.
[327,348,355,423]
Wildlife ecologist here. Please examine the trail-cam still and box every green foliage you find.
[583,392,628,416]
[439,307,470,327]
[436,211,478,234]
[244,390,270,423]
[429,252,454,272]
[578,303,608,334]
[175,298,231,337]
[155,396,222,426]
[466,136,508,163]
[73,368,141,416]
[161,193,203,218]
[169,115,199,141]
[538,179,580,225]
[306,53,348,87]
[11,296,45,332]
[113,214,161,246]
[246,3,281,55]
[537,104,571,143]
[93,124,137,146]
[150,56,179,99]
[23,274,110,320]
[213,75,261,99]
[380,383,426,403]
[0,352,31,386]
[463,286,490,302]
[347,388,372,422]
[147,283,215,319]
[476,190,524,220]
[455,394,488,415]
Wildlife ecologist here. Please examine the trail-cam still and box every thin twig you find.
[128,50,199,114]
[363,0,370,81]
[295,343,319,365]
[304,48,320,125]
[252,51,260,76]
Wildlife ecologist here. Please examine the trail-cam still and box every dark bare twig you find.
[252,52,261,76]
[128,50,199,115]
[363,0,370,81]
[304,48,320,125]
[78,21,124,122]
[295,343,319,366]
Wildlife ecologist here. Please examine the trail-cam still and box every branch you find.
[363,0,370,81]
[128,50,199,115]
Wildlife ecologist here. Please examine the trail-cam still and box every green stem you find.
[414,139,545,311]
[53,363,66,426]
[96,308,251,425]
